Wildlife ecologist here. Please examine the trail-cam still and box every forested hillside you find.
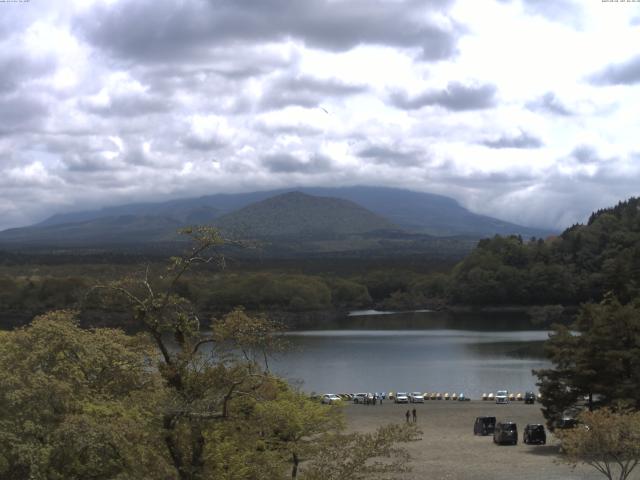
[449,198,640,305]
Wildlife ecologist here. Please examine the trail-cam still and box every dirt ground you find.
[344,400,603,480]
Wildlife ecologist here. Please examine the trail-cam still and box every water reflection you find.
[270,311,550,396]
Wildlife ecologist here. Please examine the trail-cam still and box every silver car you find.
[321,394,342,405]
[395,392,409,403]
[409,392,425,403]
[353,393,369,404]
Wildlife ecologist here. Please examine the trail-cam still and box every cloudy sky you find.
[2,0,640,231]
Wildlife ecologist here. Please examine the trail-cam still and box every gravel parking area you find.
[344,400,602,480]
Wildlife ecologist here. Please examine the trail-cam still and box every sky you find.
[1,0,640,231]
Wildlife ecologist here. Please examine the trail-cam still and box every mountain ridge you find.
[30,186,554,239]
[0,187,556,257]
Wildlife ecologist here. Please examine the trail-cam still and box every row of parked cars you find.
[320,393,388,404]
[321,390,538,405]
[473,416,547,445]
[488,391,538,404]
[321,391,478,404]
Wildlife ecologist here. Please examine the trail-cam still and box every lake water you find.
[269,310,551,397]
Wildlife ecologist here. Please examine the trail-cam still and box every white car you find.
[409,392,424,403]
[395,392,409,403]
[495,390,509,404]
[353,393,369,404]
[321,394,342,405]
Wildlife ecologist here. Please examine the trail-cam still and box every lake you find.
[269,310,551,397]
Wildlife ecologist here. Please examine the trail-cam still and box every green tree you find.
[0,311,172,479]
[536,295,640,429]
[558,408,640,480]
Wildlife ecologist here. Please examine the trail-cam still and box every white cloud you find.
[0,0,639,231]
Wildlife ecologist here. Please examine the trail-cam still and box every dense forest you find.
[449,198,640,305]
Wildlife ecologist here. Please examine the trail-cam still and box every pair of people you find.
[405,408,417,423]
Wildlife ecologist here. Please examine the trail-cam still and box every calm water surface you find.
[270,310,550,397]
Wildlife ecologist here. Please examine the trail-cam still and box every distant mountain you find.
[0,215,184,247]
[215,192,397,239]
[33,186,553,238]
[0,187,554,255]
[299,186,552,238]
[37,191,273,227]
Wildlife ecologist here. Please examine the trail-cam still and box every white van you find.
[495,390,509,404]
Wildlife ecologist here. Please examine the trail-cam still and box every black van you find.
[493,421,518,445]
[473,416,496,436]
[523,424,546,445]
[524,391,536,404]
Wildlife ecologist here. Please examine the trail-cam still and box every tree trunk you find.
[291,452,299,479]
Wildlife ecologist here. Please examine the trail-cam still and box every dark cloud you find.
[60,139,156,172]
[61,152,120,173]
[482,131,543,149]
[590,55,640,86]
[136,48,297,96]
[181,135,225,152]
[262,153,332,174]
[254,121,323,137]
[80,91,171,117]
[437,169,537,187]
[0,95,48,132]
[527,91,573,116]
[76,0,459,62]
[358,145,424,166]
[569,145,610,165]
[390,82,497,111]
[0,53,56,94]
[260,75,367,110]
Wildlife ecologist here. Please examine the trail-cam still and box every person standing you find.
[412,407,417,423]
[405,410,410,423]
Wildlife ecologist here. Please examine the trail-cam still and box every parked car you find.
[473,416,496,436]
[495,390,509,404]
[493,421,518,445]
[524,391,536,404]
[523,424,546,444]
[353,393,369,404]
[321,394,342,405]
[409,392,424,403]
[395,392,409,403]
[554,417,578,429]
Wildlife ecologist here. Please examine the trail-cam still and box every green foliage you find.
[558,408,640,480]
[0,311,171,479]
[446,198,640,305]
[0,275,89,313]
[535,295,640,429]
[201,273,333,311]
[325,277,372,308]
